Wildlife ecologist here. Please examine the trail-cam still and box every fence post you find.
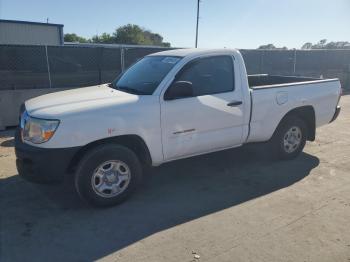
[98,47,102,84]
[347,64,350,90]
[45,45,52,88]
[120,47,125,72]
[260,50,264,74]
[293,49,297,74]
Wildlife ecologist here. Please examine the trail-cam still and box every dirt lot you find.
[1,96,350,262]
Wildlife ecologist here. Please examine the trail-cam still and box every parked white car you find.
[15,49,342,206]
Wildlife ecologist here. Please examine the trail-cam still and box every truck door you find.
[160,55,245,161]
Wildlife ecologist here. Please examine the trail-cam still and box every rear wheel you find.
[270,116,308,160]
[74,144,142,207]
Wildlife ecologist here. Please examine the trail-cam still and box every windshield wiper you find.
[115,85,147,95]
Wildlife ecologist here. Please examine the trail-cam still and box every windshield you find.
[111,56,181,95]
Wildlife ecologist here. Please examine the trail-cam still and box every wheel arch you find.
[274,105,316,141]
[67,134,152,173]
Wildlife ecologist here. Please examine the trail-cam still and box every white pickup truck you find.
[15,49,341,207]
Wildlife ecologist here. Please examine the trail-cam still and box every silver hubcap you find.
[91,160,131,198]
[283,126,302,153]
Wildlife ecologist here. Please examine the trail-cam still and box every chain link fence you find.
[0,44,171,90]
[1,44,350,90]
[240,49,350,89]
[0,45,50,89]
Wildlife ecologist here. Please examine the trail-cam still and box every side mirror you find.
[164,81,194,100]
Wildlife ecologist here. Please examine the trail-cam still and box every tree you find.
[319,39,327,46]
[91,33,114,44]
[64,33,88,43]
[91,24,171,47]
[258,44,287,50]
[301,40,350,49]
[301,42,312,49]
[113,24,147,45]
[113,24,170,46]
[313,39,327,49]
[64,25,171,46]
[258,44,275,49]
[324,41,350,49]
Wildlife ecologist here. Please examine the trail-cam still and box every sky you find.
[0,0,349,49]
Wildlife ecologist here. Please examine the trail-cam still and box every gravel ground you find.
[0,96,349,262]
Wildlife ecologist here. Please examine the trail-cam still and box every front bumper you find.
[330,106,341,123]
[15,128,80,183]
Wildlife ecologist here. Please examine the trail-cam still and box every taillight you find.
[337,87,342,105]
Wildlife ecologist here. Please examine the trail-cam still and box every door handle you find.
[227,101,242,107]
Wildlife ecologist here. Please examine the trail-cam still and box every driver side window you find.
[176,55,235,96]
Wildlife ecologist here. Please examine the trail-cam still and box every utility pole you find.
[195,0,200,48]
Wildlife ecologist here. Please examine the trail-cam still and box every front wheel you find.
[74,144,142,207]
[270,115,308,160]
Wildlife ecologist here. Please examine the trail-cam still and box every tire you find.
[74,144,142,207]
[270,115,308,160]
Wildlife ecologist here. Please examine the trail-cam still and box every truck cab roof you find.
[148,48,241,58]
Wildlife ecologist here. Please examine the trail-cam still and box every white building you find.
[0,19,64,45]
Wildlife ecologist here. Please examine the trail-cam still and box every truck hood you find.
[25,84,139,118]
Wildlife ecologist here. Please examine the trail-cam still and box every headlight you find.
[21,111,60,144]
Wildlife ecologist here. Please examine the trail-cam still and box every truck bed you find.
[248,74,338,89]
[246,74,341,144]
